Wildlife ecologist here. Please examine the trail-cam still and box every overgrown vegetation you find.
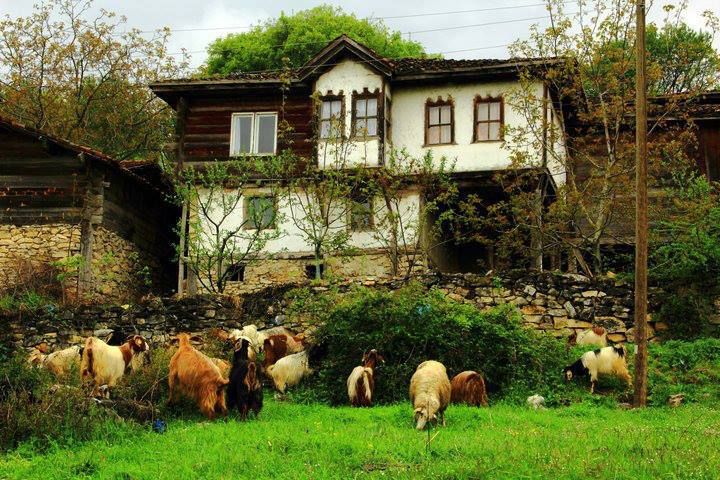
[2,401,720,479]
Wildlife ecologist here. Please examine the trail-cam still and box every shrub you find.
[0,355,129,452]
[655,291,713,339]
[291,283,572,405]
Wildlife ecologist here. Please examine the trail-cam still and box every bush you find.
[0,355,130,452]
[648,338,720,405]
[290,283,572,405]
[655,291,713,339]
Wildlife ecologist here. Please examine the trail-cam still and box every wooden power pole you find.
[633,0,649,407]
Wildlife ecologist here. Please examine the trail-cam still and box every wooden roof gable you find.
[297,34,393,81]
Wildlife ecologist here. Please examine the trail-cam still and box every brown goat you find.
[450,371,489,407]
[168,333,229,419]
[347,349,384,407]
[262,334,305,370]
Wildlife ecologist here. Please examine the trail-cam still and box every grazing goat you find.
[262,334,305,370]
[80,335,149,397]
[227,338,263,419]
[28,344,84,377]
[168,333,229,419]
[409,360,451,430]
[228,325,265,354]
[266,350,312,393]
[564,345,632,393]
[450,371,489,407]
[569,327,608,347]
[347,349,384,407]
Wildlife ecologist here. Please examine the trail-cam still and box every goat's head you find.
[362,349,385,368]
[127,335,150,353]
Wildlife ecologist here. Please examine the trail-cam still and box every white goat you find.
[564,345,632,393]
[80,335,150,397]
[266,350,312,393]
[575,327,608,347]
[409,360,451,430]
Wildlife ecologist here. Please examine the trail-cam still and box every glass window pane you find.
[248,197,275,229]
[440,105,451,124]
[477,123,489,141]
[256,114,276,154]
[441,125,451,144]
[355,118,366,135]
[331,100,342,116]
[321,101,332,120]
[320,120,331,138]
[366,118,377,136]
[489,101,501,120]
[477,103,489,121]
[428,106,440,126]
[428,126,440,144]
[232,115,252,154]
[489,122,501,140]
[366,98,377,117]
[355,99,366,117]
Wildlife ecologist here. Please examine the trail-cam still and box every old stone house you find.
[0,116,178,301]
[150,35,568,293]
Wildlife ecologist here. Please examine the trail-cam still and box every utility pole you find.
[633,0,649,407]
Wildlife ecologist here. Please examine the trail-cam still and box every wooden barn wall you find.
[697,120,720,182]
[182,90,314,162]
[101,166,179,292]
[0,127,86,225]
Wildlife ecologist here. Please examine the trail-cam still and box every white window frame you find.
[229,112,278,156]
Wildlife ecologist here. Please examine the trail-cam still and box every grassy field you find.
[1,399,719,479]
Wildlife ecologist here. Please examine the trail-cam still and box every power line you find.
[162,14,567,57]
[113,2,570,36]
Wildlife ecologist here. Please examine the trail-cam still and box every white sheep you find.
[266,350,313,393]
[564,345,632,393]
[409,360,451,430]
[28,345,83,377]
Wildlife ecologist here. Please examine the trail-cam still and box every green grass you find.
[2,399,719,479]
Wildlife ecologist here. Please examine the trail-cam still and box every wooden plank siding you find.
[0,127,86,224]
[181,90,315,162]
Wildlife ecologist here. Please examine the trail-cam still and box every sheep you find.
[563,345,632,393]
[80,335,149,397]
[409,360,451,430]
[450,371,489,407]
[569,326,608,347]
[227,337,263,420]
[347,349,384,407]
[266,350,313,394]
[28,344,84,377]
[168,333,229,419]
[228,325,265,354]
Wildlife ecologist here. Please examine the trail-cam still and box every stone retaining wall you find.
[3,271,716,352]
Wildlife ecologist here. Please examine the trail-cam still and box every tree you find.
[175,161,283,294]
[204,5,426,75]
[470,0,712,275]
[369,150,457,279]
[0,0,188,160]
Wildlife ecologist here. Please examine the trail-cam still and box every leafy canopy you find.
[204,5,426,75]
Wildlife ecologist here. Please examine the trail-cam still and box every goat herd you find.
[26,324,633,430]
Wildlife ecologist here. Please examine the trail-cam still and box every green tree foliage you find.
[647,21,720,94]
[0,0,188,160]
[204,5,426,75]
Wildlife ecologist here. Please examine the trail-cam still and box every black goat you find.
[227,337,263,420]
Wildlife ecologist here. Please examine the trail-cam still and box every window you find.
[226,264,245,282]
[349,196,373,232]
[352,95,378,137]
[230,112,277,155]
[425,100,453,145]
[384,97,392,144]
[244,196,276,230]
[474,97,503,142]
[319,97,343,139]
